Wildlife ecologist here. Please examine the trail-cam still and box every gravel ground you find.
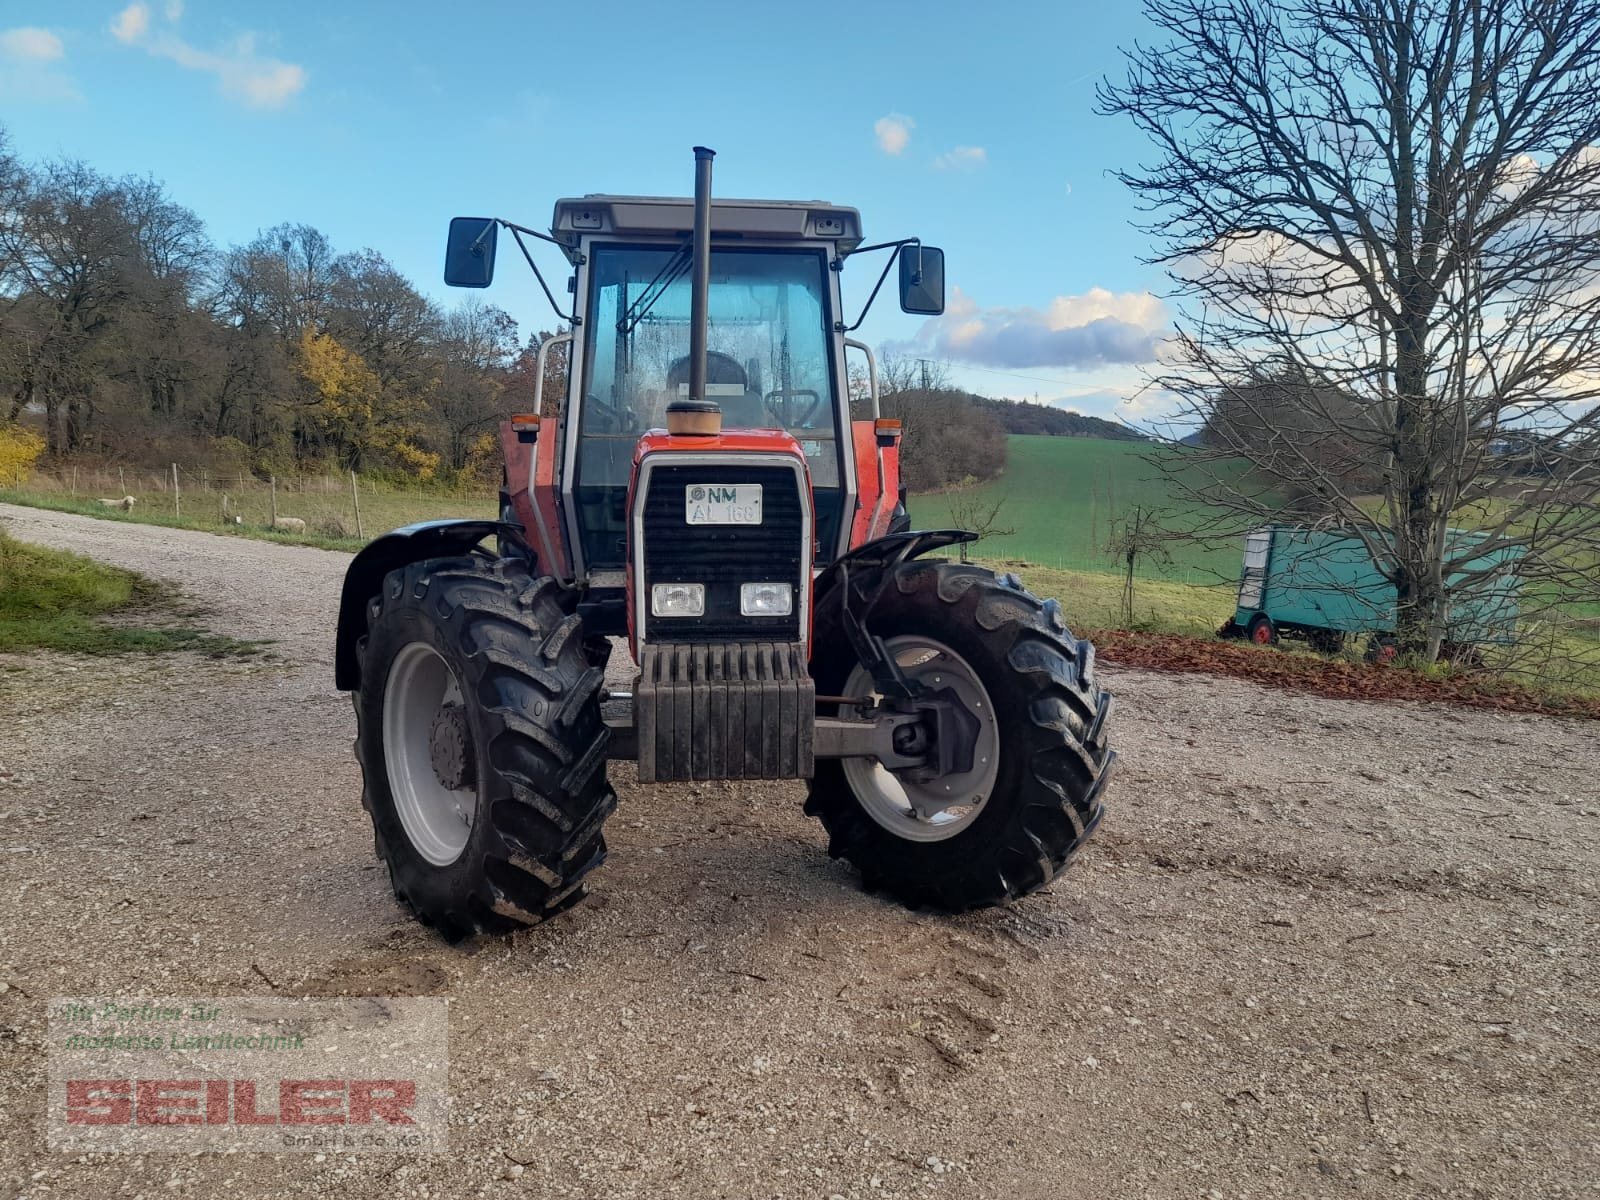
[1,502,1597,1199]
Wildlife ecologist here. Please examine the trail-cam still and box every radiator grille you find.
[639,462,805,643]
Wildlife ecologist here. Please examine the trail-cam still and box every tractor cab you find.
[549,199,861,573]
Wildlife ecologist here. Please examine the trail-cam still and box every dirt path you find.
[1,502,1596,1199]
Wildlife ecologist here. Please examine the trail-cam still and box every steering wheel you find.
[765,388,823,428]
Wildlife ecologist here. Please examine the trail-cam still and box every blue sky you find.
[1,0,1168,421]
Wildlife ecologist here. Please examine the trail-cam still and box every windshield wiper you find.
[618,243,693,335]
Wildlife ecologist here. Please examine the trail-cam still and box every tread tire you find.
[353,556,615,941]
[804,559,1115,911]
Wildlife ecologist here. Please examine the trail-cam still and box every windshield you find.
[571,244,844,568]
[580,245,839,472]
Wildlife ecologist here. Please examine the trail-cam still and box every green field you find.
[909,435,1249,583]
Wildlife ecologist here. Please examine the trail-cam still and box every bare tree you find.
[876,352,1008,491]
[1099,0,1600,661]
[1103,504,1174,626]
[946,491,1016,562]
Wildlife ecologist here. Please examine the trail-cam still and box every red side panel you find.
[848,421,899,547]
[850,420,881,549]
[499,421,571,580]
[876,435,901,541]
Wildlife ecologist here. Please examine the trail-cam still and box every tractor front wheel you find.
[806,561,1115,911]
[353,556,615,941]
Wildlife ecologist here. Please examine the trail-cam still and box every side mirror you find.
[444,217,498,288]
[899,245,945,315]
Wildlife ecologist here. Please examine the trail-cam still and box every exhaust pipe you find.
[668,146,720,437]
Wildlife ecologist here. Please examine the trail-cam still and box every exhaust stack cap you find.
[666,398,722,437]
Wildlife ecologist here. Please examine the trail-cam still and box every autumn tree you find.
[0,160,142,453]
[432,299,520,471]
[1099,0,1600,660]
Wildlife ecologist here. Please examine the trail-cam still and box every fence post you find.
[172,463,180,518]
[118,466,125,496]
[70,466,78,495]
[350,470,363,539]
[270,475,278,526]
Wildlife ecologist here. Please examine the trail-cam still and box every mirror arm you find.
[498,219,573,252]
[834,238,920,333]
[504,223,583,326]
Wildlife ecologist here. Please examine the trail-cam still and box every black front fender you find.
[814,529,976,600]
[334,520,509,691]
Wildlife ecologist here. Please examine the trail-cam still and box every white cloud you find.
[110,3,150,44]
[934,146,987,171]
[1,26,64,60]
[110,3,307,109]
[0,25,77,103]
[874,113,914,156]
[902,285,1170,370]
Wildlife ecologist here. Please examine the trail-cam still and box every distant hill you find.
[970,395,1146,441]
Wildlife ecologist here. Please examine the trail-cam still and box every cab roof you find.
[550,195,862,262]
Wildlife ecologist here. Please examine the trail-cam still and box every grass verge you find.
[0,531,269,658]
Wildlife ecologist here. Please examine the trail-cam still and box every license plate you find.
[685,483,762,525]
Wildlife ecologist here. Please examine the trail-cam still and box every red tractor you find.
[334,149,1115,940]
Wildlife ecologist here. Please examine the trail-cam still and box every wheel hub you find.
[840,637,1000,843]
[428,703,475,791]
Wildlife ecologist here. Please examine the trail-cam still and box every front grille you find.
[640,462,805,643]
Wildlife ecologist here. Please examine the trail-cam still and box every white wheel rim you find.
[382,641,476,867]
[840,637,1000,844]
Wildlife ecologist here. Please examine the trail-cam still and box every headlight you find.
[740,581,793,616]
[651,582,705,617]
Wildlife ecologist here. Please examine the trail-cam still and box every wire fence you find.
[23,463,498,540]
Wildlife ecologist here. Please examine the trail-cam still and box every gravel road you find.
[1,502,1596,1199]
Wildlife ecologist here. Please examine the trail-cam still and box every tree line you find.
[973,395,1143,441]
[0,123,557,484]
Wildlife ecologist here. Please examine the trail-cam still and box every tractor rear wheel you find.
[805,561,1115,911]
[353,556,615,941]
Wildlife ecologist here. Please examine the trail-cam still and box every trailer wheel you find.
[1365,634,1399,665]
[805,561,1115,911]
[353,556,615,941]
[1247,614,1277,646]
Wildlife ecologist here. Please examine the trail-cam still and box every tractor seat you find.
[665,352,774,429]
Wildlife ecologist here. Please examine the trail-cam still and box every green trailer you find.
[1225,525,1523,657]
